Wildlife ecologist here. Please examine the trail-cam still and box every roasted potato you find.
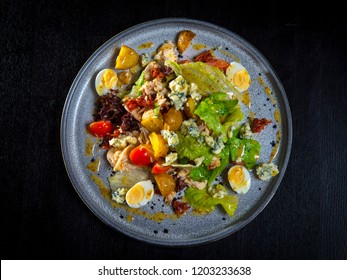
[141,109,164,132]
[163,108,183,131]
[115,45,139,70]
[177,30,196,54]
[153,173,176,197]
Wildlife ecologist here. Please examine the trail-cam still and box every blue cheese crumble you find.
[205,135,225,154]
[168,75,201,110]
[240,123,253,139]
[161,130,179,148]
[180,119,200,137]
[256,163,279,180]
[111,188,128,204]
[164,152,178,165]
[109,135,138,149]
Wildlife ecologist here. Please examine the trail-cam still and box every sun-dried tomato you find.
[251,118,272,133]
[194,50,214,62]
[172,199,191,216]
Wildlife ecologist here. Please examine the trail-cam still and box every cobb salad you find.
[87,30,279,218]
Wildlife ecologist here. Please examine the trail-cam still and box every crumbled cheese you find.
[211,136,225,155]
[194,156,205,167]
[168,75,189,110]
[109,135,138,149]
[161,130,180,148]
[189,83,202,101]
[164,152,178,165]
[111,188,128,204]
[204,135,224,155]
[240,123,253,139]
[180,119,200,137]
[205,136,215,147]
[208,184,228,199]
[169,75,189,93]
[168,92,187,110]
[256,163,279,180]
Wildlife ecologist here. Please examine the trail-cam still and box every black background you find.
[1,0,346,260]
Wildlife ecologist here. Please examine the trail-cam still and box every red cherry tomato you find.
[129,145,153,166]
[151,163,171,174]
[88,121,113,137]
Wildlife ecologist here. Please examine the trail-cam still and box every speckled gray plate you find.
[61,18,292,246]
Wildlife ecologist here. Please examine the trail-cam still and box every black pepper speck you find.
[163,229,169,234]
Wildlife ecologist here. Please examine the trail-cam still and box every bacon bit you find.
[151,67,164,79]
[125,95,154,111]
[172,199,191,216]
[125,98,138,111]
[136,94,154,108]
[251,118,272,133]
[194,50,214,62]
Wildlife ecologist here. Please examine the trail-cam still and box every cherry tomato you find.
[151,163,171,174]
[88,120,113,137]
[129,145,153,166]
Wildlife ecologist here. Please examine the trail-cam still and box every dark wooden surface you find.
[1,0,346,260]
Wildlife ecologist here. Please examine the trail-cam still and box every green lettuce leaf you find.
[223,104,245,135]
[185,187,239,217]
[227,137,261,170]
[194,93,238,140]
[207,145,230,186]
[165,60,238,96]
[128,70,145,97]
[189,165,211,182]
[175,132,214,165]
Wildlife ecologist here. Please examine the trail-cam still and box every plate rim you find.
[60,17,293,247]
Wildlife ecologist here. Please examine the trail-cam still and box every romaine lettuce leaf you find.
[207,145,230,186]
[175,132,213,165]
[189,165,211,182]
[185,187,239,217]
[227,137,261,170]
[194,93,238,140]
[165,60,238,96]
[128,70,145,97]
